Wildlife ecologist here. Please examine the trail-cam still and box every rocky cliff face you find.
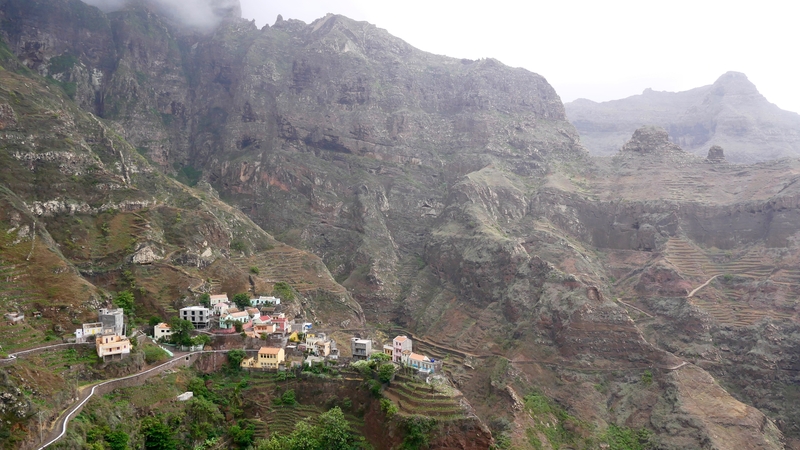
[566,71,800,162]
[3,0,800,448]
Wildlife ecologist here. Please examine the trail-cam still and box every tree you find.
[369,352,391,363]
[234,321,244,333]
[114,291,135,316]
[229,421,256,448]
[233,293,251,309]
[378,363,396,384]
[227,349,246,371]
[317,407,352,449]
[105,430,129,450]
[141,416,176,450]
[168,317,194,346]
[185,397,224,441]
[198,293,211,308]
[148,316,162,327]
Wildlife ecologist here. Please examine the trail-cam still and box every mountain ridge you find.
[566,71,800,162]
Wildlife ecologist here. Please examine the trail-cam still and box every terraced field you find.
[667,238,797,327]
[231,245,346,295]
[666,238,773,280]
[383,374,466,421]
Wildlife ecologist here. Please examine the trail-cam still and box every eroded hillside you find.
[1,0,800,448]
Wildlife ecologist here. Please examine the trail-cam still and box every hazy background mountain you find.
[566,72,800,162]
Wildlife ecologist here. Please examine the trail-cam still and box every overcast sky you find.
[241,0,800,114]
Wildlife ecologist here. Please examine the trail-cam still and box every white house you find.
[221,311,250,329]
[212,302,230,316]
[251,296,280,306]
[154,322,174,340]
[209,294,229,305]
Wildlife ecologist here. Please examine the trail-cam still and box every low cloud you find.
[81,0,241,30]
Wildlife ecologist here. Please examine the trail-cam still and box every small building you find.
[392,335,412,363]
[99,308,125,336]
[154,322,174,340]
[383,344,393,358]
[402,352,437,373]
[180,306,210,329]
[351,338,372,361]
[250,296,280,307]
[212,302,230,316]
[76,322,104,341]
[95,333,131,361]
[4,312,24,324]
[209,294,229,306]
[307,337,331,357]
[177,392,193,401]
[304,355,325,367]
[241,347,285,370]
[245,307,261,320]
[272,315,291,334]
[221,311,250,329]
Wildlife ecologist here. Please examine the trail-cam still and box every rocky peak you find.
[706,144,726,162]
[621,125,684,154]
[711,71,758,95]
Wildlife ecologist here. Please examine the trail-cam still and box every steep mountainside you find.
[566,72,800,162]
[3,0,800,448]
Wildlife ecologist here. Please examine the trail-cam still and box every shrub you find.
[249,266,259,275]
[641,370,653,385]
[380,398,398,418]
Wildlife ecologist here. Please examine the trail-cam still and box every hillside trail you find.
[687,274,719,298]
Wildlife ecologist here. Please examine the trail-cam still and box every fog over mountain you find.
[81,0,240,29]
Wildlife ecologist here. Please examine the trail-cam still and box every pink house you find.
[392,335,412,363]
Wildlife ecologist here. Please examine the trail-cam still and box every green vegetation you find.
[255,407,364,450]
[233,292,251,309]
[230,240,247,253]
[401,415,437,449]
[641,370,653,386]
[198,293,211,307]
[523,391,585,449]
[114,290,136,316]
[250,266,260,274]
[272,281,295,302]
[601,425,653,450]
[274,389,297,406]
[142,344,169,364]
[48,53,79,74]
[172,163,202,187]
[380,398,398,418]
[227,349,246,372]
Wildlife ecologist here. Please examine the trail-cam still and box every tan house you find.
[96,333,131,361]
[258,347,285,368]
[306,336,331,357]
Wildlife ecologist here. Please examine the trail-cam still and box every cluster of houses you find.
[69,292,442,376]
[351,335,442,374]
[74,308,131,362]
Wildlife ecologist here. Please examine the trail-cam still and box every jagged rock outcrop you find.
[706,144,726,162]
[620,125,684,154]
[566,71,800,162]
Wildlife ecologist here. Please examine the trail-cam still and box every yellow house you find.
[258,347,285,369]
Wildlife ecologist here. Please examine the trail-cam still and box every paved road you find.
[27,349,230,449]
